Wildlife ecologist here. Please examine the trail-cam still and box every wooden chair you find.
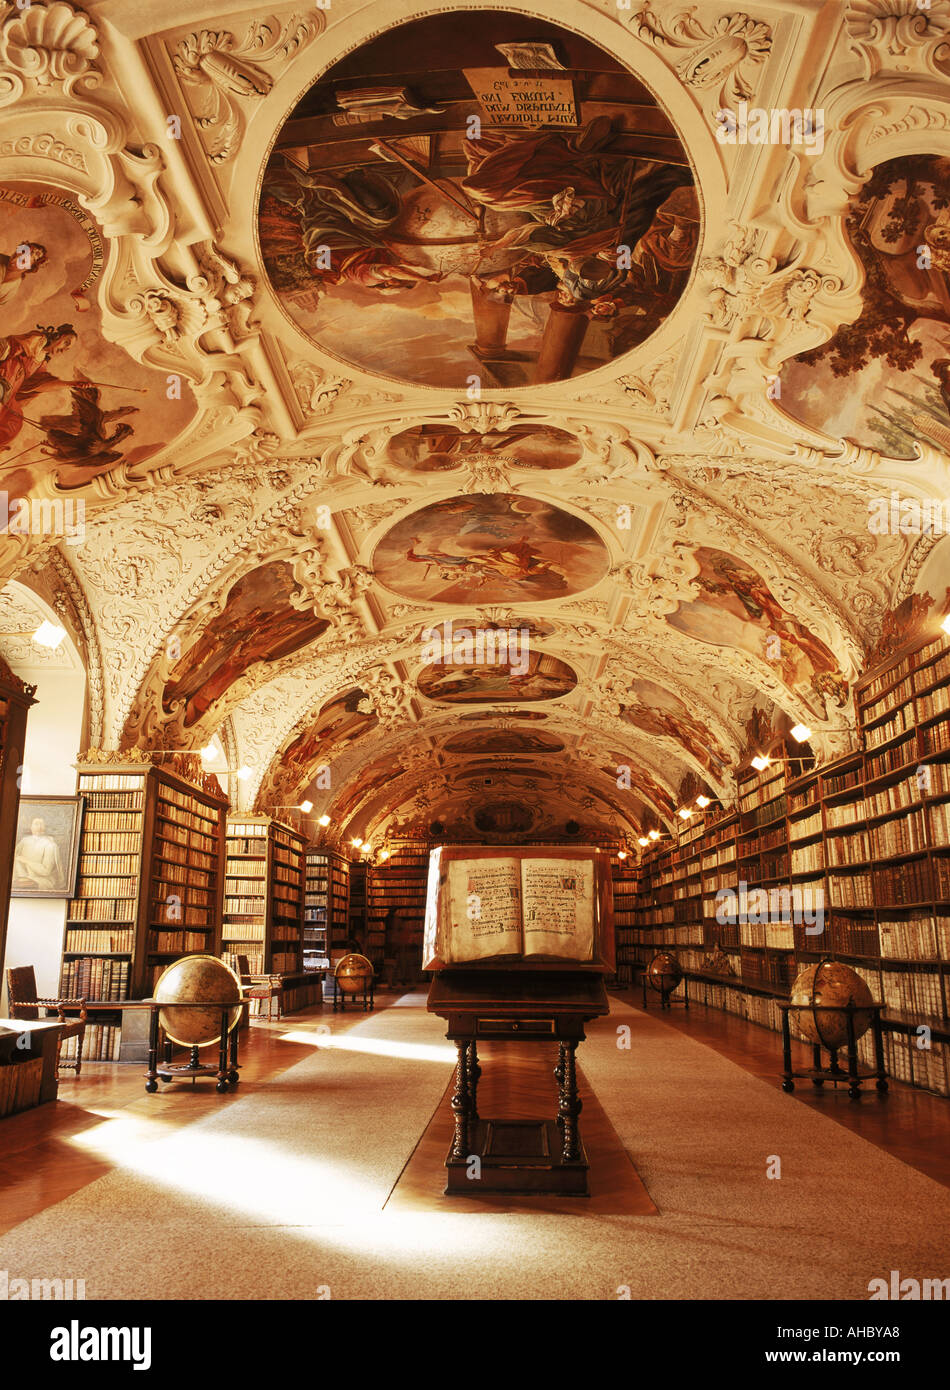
[223,953,283,1022]
[5,965,87,1076]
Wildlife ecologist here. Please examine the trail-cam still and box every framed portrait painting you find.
[10,796,84,899]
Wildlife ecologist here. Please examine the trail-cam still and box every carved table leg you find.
[450,1040,470,1160]
[468,1041,481,1123]
[553,1047,566,1128]
[557,1040,582,1162]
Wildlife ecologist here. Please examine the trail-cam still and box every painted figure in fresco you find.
[468,123,697,315]
[420,658,573,702]
[0,243,47,307]
[702,553,838,677]
[405,534,568,592]
[162,563,329,727]
[38,384,138,468]
[0,324,78,452]
[259,160,444,298]
[624,702,726,778]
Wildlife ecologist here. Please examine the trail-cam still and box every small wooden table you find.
[427,969,610,1196]
[0,1018,63,1108]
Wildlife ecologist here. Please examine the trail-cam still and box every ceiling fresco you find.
[385,422,583,472]
[0,182,196,495]
[1,0,947,851]
[417,649,577,703]
[258,10,697,390]
[780,155,950,458]
[372,494,609,603]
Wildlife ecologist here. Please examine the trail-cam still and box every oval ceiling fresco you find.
[386,423,582,472]
[373,494,609,603]
[444,729,565,754]
[418,649,576,702]
[258,10,697,389]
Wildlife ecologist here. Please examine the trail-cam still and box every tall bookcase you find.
[0,658,36,992]
[612,856,638,984]
[65,758,227,1060]
[366,844,428,964]
[303,848,349,970]
[222,816,305,975]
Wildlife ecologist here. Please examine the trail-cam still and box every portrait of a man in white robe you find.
[11,798,82,898]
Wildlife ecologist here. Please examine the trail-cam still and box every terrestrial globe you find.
[789,959,873,1050]
[335,953,374,995]
[646,951,683,992]
[154,954,243,1047]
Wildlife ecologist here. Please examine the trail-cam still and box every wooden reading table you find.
[427,968,610,1196]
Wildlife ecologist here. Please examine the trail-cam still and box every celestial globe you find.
[335,953,374,995]
[154,954,243,1047]
[789,959,873,1050]
[646,951,683,993]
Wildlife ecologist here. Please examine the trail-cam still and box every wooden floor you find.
[1,989,947,1239]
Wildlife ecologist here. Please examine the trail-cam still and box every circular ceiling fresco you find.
[258,10,697,389]
[373,493,609,603]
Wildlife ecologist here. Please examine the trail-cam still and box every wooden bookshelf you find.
[629,638,950,1096]
[303,848,349,970]
[222,816,305,975]
[366,844,428,965]
[611,857,639,985]
[66,758,228,1061]
[0,658,37,988]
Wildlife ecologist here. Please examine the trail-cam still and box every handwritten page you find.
[445,857,522,962]
[521,858,595,961]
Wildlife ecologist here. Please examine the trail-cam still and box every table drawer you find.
[476,1017,556,1036]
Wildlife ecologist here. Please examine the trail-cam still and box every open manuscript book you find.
[423,846,614,971]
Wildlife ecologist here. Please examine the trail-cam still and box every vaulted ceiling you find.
[2,0,950,852]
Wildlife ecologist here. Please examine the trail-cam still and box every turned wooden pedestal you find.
[427,969,609,1197]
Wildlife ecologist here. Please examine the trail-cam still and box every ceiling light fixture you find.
[637,837,649,847]
[751,754,771,771]
[790,723,812,743]
[351,837,363,848]
[678,807,692,819]
[235,765,253,781]
[617,849,627,860]
[199,743,218,760]
[32,620,66,649]
[318,814,331,827]
[696,795,711,808]
[648,829,660,841]
[942,613,950,636]
[379,849,390,861]
[299,800,313,814]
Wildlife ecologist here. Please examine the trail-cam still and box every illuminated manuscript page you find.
[521,858,595,961]
[445,857,523,961]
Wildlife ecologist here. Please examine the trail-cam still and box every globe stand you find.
[332,975,375,1011]
[145,1002,241,1095]
[640,972,690,1012]
[778,1001,888,1100]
